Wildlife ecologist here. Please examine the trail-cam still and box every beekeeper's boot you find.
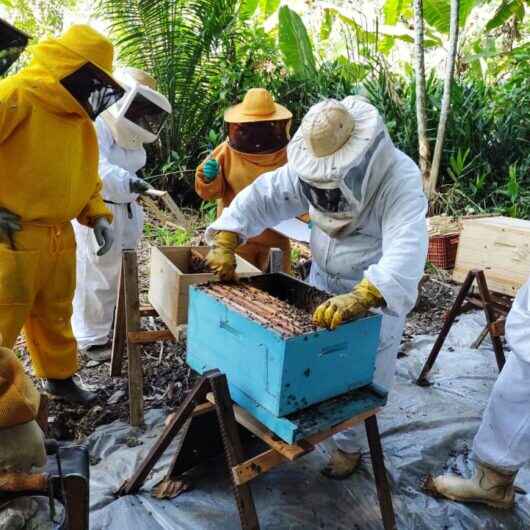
[321,449,361,480]
[432,462,516,509]
[44,377,97,405]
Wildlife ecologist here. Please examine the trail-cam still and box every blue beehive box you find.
[187,274,382,418]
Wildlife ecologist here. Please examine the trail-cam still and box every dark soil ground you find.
[15,224,457,441]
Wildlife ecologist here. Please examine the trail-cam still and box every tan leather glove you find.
[313,278,384,330]
[206,231,239,281]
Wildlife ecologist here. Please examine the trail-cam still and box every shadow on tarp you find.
[88,312,530,530]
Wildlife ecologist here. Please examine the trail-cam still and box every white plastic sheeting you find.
[88,312,530,530]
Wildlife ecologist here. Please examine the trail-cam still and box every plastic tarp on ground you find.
[85,311,530,529]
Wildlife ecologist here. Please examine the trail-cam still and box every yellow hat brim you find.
[224,102,292,123]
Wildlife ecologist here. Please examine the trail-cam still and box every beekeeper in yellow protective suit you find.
[196,88,293,272]
[0,25,124,404]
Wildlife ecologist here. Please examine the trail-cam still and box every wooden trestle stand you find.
[417,269,511,386]
[117,370,397,530]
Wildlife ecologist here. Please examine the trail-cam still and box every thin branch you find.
[428,0,460,198]
[413,0,431,187]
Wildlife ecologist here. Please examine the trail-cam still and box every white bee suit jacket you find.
[207,133,428,440]
[473,279,530,472]
[72,117,146,350]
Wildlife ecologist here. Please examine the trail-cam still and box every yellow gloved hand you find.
[206,231,239,281]
[313,278,385,330]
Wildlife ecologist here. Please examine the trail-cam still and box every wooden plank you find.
[123,251,144,427]
[144,188,167,199]
[232,449,286,486]
[127,329,175,344]
[206,393,313,461]
[453,217,530,296]
[159,192,189,230]
[140,305,157,317]
[193,402,216,417]
[365,415,397,530]
[148,246,260,331]
[232,407,378,487]
[143,189,189,230]
[110,261,126,377]
[490,318,506,337]
[209,373,260,530]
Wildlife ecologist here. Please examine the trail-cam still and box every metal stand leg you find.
[416,270,475,386]
[365,415,396,530]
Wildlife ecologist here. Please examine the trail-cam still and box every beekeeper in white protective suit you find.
[205,96,428,478]
[431,277,530,509]
[72,67,172,359]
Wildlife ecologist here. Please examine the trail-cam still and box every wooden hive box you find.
[148,246,260,335]
[187,274,383,418]
[453,216,530,296]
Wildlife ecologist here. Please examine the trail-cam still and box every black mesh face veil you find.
[60,62,125,120]
[0,19,30,75]
[227,120,290,154]
[299,180,351,214]
[123,91,169,135]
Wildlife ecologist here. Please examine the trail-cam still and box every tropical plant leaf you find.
[423,0,478,33]
[323,5,416,46]
[485,0,524,31]
[278,5,317,78]
[379,35,396,54]
[320,8,334,40]
[383,0,412,25]
[259,0,280,17]
[239,0,259,20]
[96,0,241,166]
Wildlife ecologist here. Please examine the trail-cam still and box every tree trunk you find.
[427,0,460,198]
[413,0,431,188]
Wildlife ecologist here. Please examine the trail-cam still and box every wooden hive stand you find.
[416,269,512,386]
[111,249,177,426]
[117,370,396,530]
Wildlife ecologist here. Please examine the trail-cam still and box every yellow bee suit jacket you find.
[196,141,290,271]
[0,37,111,226]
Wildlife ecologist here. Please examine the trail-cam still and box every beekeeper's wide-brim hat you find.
[224,88,292,123]
[287,95,384,185]
[0,344,40,429]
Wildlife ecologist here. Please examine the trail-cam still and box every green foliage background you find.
[3,0,529,217]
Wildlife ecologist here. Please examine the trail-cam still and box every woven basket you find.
[428,233,460,270]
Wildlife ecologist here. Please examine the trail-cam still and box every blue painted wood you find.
[229,384,387,444]
[187,279,382,418]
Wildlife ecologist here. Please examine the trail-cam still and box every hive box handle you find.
[219,318,242,338]
[320,342,348,356]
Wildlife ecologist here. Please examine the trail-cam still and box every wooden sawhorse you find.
[118,370,396,530]
[417,269,512,386]
[110,249,176,426]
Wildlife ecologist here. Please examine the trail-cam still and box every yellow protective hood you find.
[0,25,114,226]
[15,25,116,118]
